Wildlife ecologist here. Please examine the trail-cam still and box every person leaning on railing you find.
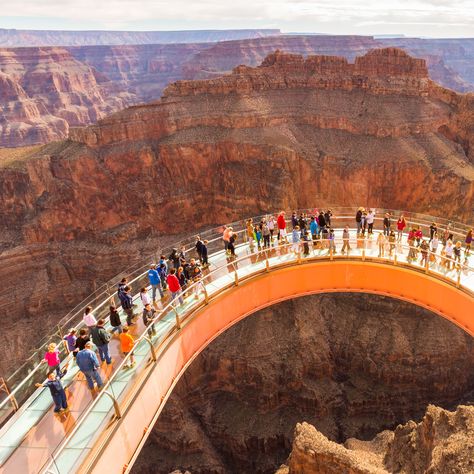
[35,372,68,413]
[83,306,97,328]
[228,230,237,257]
[195,235,204,261]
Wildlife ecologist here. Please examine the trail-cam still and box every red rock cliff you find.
[0,47,134,146]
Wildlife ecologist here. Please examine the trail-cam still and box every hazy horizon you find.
[2,0,474,39]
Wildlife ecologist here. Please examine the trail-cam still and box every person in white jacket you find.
[366,209,376,235]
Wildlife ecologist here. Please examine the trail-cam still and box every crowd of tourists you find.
[223,209,472,268]
[38,208,472,414]
[38,240,210,413]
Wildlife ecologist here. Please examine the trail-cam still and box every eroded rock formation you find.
[131,294,474,473]
[281,403,474,473]
[0,47,134,146]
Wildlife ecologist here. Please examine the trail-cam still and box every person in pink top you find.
[42,342,66,376]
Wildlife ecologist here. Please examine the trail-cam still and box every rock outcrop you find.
[281,404,474,473]
[131,294,474,473]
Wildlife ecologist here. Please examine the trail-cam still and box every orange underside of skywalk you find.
[88,261,473,473]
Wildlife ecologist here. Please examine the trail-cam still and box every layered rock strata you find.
[0,47,133,146]
[131,294,474,473]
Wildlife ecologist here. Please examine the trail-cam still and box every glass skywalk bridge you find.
[0,209,473,473]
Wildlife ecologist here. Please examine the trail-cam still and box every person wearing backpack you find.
[118,285,135,326]
[90,319,112,365]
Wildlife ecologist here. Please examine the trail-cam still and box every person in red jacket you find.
[166,268,184,305]
[277,211,287,243]
[414,226,423,247]
[396,215,407,242]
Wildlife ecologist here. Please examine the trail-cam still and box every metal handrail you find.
[1,208,472,416]
[40,232,474,473]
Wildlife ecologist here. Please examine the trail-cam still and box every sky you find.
[1,0,474,38]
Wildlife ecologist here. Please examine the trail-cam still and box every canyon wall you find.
[0,47,134,146]
[0,48,473,377]
[1,35,474,147]
[131,294,474,474]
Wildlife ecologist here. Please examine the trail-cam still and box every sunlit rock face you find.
[132,293,474,474]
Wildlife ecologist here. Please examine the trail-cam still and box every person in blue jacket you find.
[147,264,164,301]
[76,342,103,391]
[310,216,319,247]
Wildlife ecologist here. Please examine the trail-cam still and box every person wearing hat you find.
[76,341,103,390]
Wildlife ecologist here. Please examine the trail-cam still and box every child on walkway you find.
[42,343,64,376]
[120,326,135,368]
[63,329,77,354]
[35,372,68,413]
